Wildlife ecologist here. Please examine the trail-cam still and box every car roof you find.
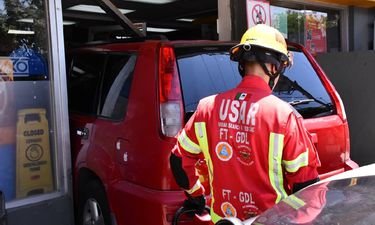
[68,37,303,52]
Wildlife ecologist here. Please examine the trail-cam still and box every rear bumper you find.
[319,159,359,180]
[344,159,359,171]
[108,180,209,225]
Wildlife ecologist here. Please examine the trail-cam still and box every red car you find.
[66,39,358,225]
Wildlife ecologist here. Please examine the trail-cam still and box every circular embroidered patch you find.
[236,145,254,166]
[221,202,237,218]
[215,142,233,161]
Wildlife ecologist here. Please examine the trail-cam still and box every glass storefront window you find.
[0,0,56,202]
[271,5,341,54]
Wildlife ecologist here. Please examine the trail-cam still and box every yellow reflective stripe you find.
[194,123,212,175]
[269,132,288,203]
[178,129,201,154]
[283,195,306,210]
[194,122,222,223]
[283,150,309,173]
[210,210,222,224]
[186,180,202,195]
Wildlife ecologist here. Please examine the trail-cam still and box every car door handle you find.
[76,128,89,139]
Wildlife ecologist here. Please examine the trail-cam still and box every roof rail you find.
[67,35,168,48]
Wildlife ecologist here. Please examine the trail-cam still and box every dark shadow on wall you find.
[316,51,375,166]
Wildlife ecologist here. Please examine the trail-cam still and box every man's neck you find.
[244,73,269,84]
[244,63,271,84]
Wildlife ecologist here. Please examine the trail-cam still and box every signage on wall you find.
[304,11,328,55]
[271,6,288,38]
[246,0,271,28]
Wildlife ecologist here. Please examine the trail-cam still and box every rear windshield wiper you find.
[288,99,315,106]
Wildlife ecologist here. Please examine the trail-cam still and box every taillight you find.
[159,46,183,137]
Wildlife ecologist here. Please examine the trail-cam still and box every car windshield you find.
[175,45,335,120]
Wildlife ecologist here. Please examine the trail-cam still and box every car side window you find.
[99,54,137,120]
[68,53,105,115]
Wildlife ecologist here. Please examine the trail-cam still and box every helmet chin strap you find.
[256,57,285,90]
[238,51,287,89]
[257,62,276,89]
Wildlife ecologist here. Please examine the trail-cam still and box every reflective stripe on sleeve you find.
[186,180,202,195]
[194,123,213,175]
[282,150,309,173]
[210,211,222,224]
[283,195,306,210]
[194,122,222,223]
[269,132,288,203]
[178,129,201,154]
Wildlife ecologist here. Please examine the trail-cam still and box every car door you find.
[67,52,106,164]
[92,52,137,181]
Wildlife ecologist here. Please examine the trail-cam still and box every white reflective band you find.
[268,132,288,203]
[178,129,201,154]
[283,195,306,210]
[283,150,309,173]
[186,180,202,195]
[196,123,204,138]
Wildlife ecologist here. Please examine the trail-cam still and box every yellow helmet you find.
[230,24,289,64]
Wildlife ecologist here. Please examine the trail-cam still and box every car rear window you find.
[175,45,334,119]
[275,50,334,118]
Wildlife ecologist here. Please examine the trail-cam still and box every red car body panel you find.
[293,41,357,178]
[68,40,357,225]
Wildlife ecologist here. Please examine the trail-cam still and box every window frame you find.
[5,0,73,209]
[96,52,138,122]
[270,1,349,52]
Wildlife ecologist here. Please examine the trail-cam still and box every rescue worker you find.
[170,24,320,223]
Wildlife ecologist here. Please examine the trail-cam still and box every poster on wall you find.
[246,0,271,28]
[304,12,328,55]
[271,6,288,38]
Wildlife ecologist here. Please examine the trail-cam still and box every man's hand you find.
[183,194,206,215]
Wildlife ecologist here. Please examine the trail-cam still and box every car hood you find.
[252,164,375,225]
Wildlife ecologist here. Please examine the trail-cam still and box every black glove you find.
[183,194,206,215]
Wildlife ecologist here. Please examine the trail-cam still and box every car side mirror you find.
[0,191,7,225]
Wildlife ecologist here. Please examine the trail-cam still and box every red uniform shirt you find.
[173,75,319,222]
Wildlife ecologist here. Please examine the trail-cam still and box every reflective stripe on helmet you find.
[178,129,201,154]
[268,132,288,203]
[283,150,309,173]
[194,122,222,223]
